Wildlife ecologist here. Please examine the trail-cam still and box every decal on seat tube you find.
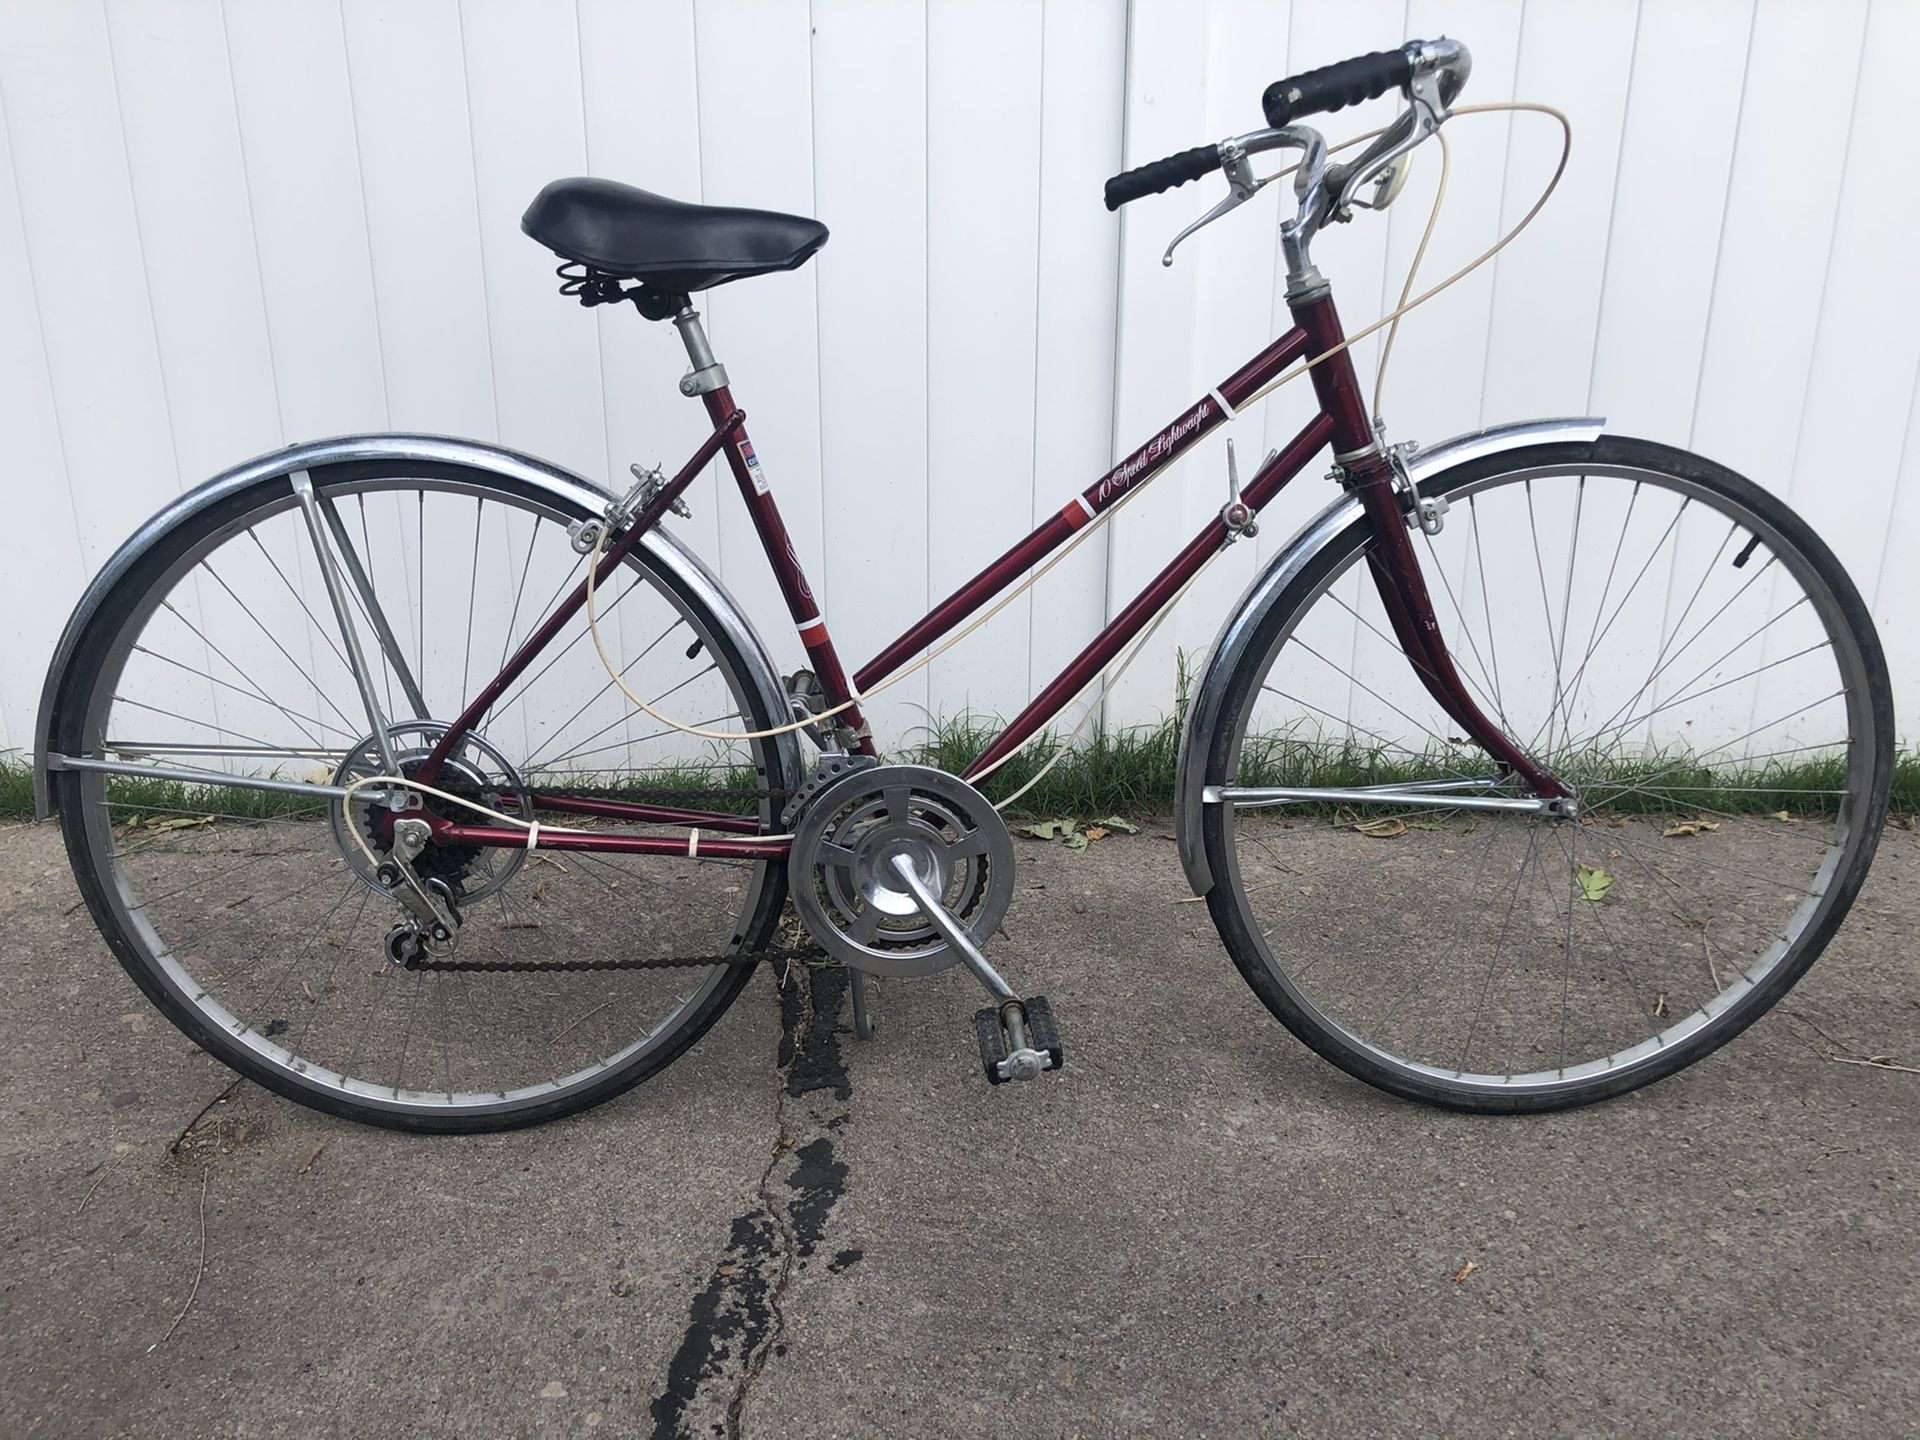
[738,439,769,494]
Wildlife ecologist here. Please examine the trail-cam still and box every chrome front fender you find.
[1172,416,1605,894]
[33,433,802,819]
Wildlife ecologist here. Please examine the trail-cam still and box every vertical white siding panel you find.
[810,0,930,742]
[1676,0,1867,737]
[1749,0,1919,748]
[0,83,87,742]
[1688,0,1866,487]
[924,0,1044,726]
[1777,0,1920,587]
[693,0,824,683]
[222,0,387,440]
[1026,0,1127,731]
[341,0,498,439]
[1586,0,1752,438]
[0,1,181,568]
[456,0,601,476]
[1379,0,1521,446]
[105,1,281,472]
[1479,0,1636,424]
[1102,0,1211,723]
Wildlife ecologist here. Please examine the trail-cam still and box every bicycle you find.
[31,39,1893,1131]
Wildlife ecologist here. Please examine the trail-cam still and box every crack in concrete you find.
[647,966,855,1440]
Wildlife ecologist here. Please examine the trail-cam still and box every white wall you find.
[2,0,1914,755]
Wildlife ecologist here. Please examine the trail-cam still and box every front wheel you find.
[1201,435,1893,1112]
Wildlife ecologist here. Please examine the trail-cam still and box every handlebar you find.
[1261,48,1412,129]
[1103,145,1219,212]
[1103,37,1469,212]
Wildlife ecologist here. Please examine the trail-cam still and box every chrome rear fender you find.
[33,433,803,819]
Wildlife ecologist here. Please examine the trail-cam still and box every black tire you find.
[49,460,793,1132]
[1200,436,1894,1113]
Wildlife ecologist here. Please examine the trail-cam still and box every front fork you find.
[1292,290,1568,801]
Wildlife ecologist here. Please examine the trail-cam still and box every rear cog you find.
[788,764,1014,977]
[330,721,533,903]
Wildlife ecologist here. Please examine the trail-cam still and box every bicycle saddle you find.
[522,178,828,295]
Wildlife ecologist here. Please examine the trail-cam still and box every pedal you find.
[974,996,1064,1085]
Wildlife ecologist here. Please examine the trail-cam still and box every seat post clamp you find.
[678,362,730,397]
[672,305,730,397]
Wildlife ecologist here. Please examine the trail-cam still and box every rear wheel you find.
[53,462,792,1131]
[1201,436,1893,1111]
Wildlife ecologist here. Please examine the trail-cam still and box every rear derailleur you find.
[377,816,463,967]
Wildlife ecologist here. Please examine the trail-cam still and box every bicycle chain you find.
[409,943,829,974]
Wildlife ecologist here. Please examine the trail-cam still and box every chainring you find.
[787,763,1015,978]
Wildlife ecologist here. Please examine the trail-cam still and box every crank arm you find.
[884,854,1060,1084]
[887,853,1015,1003]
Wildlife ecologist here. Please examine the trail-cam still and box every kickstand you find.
[849,968,876,1040]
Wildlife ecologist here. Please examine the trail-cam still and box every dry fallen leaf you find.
[1662,818,1722,839]
[1451,1260,1479,1284]
[1083,826,1111,843]
[532,879,551,904]
[1355,818,1408,839]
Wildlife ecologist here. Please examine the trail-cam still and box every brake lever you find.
[1162,139,1271,267]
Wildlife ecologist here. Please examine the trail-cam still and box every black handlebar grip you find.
[1103,144,1219,212]
[1262,47,1413,128]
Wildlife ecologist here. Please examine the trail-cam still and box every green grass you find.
[6,736,1917,825]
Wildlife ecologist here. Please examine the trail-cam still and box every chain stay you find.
[521,782,791,806]
[402,779,809,971]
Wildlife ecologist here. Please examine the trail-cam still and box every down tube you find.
[964,410,1336,781]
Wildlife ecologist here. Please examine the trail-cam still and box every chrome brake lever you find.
[1162,140,1272,268]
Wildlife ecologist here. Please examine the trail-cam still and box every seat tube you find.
[673,304,875,755]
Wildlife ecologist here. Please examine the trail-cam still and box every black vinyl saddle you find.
[522,178,828,297]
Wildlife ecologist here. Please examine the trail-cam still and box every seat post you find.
[671,303,729,398]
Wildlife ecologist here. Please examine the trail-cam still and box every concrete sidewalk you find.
[1,817,1915,1438]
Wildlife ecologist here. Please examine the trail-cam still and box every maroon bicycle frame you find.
[417,287,1561,860]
